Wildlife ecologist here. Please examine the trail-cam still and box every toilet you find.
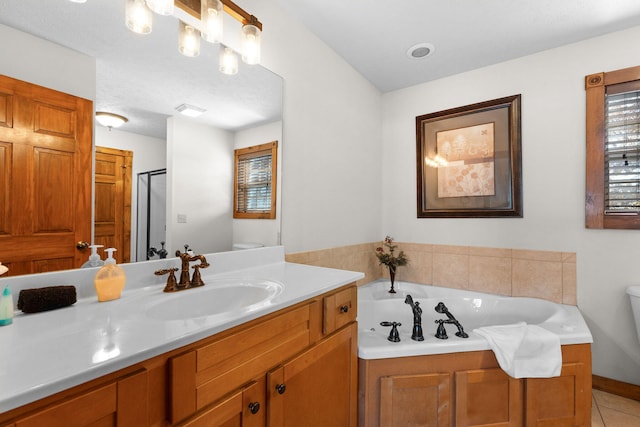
[232,242,264,251]
[627,286,640,342]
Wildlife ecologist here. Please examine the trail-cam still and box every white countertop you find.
[0,247,364,413]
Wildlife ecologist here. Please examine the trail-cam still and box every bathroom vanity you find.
[0,247,362,427]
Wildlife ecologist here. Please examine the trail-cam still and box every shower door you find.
[137,169,167,261]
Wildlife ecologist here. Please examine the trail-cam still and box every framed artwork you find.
[416,94,522,218]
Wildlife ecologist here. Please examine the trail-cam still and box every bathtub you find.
[357,280,593,360]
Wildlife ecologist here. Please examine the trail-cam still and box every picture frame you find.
[416,94,522,218]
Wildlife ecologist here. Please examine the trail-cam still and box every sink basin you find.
[145,279,283,321]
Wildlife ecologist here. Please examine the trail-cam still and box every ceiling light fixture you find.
[178,21,201,57]
[406,42,435,60]
[95,112,129,130]
[126,0,153,34]
[175,104,207,117]
[126,0,263,72]
[219,46,239,75]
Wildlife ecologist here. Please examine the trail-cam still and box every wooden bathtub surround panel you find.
[526,362,589,427]
[268,323,358,427]
[456,368,522,427]
[170,305,312,424]
[358,344,591,427]
[380,373,450,427]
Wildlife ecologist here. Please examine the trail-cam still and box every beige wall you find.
[286,242,576,305]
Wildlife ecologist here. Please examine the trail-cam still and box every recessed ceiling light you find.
[406,43,435,60]
[175,103,206,117]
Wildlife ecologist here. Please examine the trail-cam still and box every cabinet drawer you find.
[170,304,312,424]
[323,286,357,335]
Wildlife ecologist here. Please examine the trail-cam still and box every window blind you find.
[236,152,272,213]
[605,89,640,214]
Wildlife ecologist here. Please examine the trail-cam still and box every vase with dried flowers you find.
[375,236,408,293]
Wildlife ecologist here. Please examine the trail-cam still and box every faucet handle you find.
[155,268,179,292]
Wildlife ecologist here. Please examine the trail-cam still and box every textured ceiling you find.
[274,0,640,92]
[0,0,283,140]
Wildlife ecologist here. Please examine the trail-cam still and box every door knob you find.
[275,383,286,394]
[248,402,260,414]
[76,241,90,250]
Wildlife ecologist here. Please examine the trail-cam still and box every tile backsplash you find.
[285,242,576,305]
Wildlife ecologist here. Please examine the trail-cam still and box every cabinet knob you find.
[275,383,286,394]
[340,305,349,313]
[248,402,260,414]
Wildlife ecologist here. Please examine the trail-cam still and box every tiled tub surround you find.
[286,242,577,305]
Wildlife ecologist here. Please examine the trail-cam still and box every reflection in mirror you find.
[0,0,283,275]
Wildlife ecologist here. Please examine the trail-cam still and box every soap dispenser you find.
[94,248,126,302]
[82,244,104,268]
[0,285,13,326]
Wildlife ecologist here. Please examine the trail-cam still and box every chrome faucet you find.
[154,245,210,292]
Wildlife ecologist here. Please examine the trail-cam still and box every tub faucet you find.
[434,302,469,339]
[404,294,424,341]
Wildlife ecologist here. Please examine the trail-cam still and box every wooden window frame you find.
[586,65,640,229]
[233,141,277,219]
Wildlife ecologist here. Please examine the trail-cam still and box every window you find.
[233,141,277,219]
[585,66,640,229]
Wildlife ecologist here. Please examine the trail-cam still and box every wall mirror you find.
[0,0,283,275]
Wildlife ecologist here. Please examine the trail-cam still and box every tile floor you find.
[592,389,640,426]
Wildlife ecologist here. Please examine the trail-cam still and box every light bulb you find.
[241,24,261,65]
[220,47,238,75]
[179,21,201,57]
[125,0,152,35]
[201,0,223,43]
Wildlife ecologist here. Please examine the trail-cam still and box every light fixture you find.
[95,112,128,130]
[241,19,261,65]
[175,104,206,117]
[145,0,174,16]
[219,46,238,75]
[126,0,152,35]
[407,43,435,60]
[178,21,201,57]
[201,0,223,43]
[124,0,264,72]
[68,0,87,3]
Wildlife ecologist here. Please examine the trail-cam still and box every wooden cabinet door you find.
[177,378,266,427]
[380,372,450,427]
[14,369,147,427]
[0,74,92,275]
[268,323,357,427]
[525,362,589,427]
[455,368,523,427]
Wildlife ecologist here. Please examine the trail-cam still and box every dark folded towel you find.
[18,285,77,313]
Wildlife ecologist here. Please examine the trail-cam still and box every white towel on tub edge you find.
[473,321,562,379]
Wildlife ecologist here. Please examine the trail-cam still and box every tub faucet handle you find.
[380,321,402,342]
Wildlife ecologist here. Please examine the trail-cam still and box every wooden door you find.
[380,372,450,427]
[268,323,357,427]
[94,146,132,264]
[0,75,92,275]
